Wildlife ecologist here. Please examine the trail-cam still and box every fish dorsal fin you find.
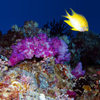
[63,9,71,18]
[70,8,77,15]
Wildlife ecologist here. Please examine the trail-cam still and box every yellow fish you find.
[64,8,89,32]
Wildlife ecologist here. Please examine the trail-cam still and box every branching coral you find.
[8,33,70,66]
[42,19,73,37]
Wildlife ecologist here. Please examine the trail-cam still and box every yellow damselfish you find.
[64,8,89,32]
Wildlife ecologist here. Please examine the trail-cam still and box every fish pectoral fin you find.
[64,20,72,27]
[71,28,78,31]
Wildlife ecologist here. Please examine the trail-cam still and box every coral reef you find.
[43,19,73,37]
[0,20,99,100]
[0,55,99,100]
[0,46,12,58]
[0,55,9,78]
[0,30,24,48]
[72,74,100,99]
[71,62,85,79]
[70,31,100,67]
[12,20,49,37]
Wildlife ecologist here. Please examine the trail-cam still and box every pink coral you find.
[8,33,70,66]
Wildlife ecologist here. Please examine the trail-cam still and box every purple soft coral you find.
[54,39,71,63]
[8,33,70,66]
[71,62,85,79]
